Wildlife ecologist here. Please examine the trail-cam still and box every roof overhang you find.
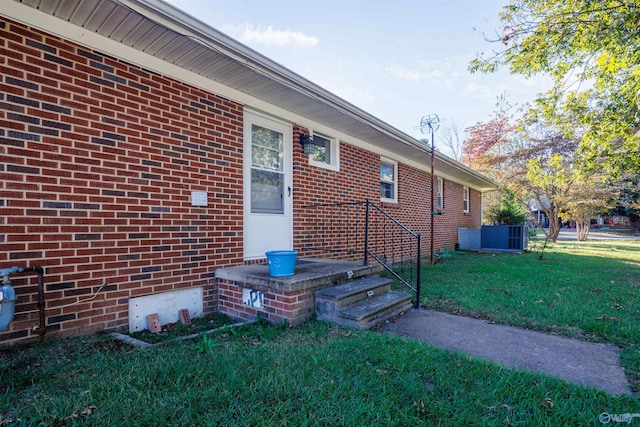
[8,0,497,191]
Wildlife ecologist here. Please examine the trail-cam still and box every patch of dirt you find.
[128,313,237,344]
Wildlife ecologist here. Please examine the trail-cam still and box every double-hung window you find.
[463,186,470,213]
[380,159,397,203]
[436,177,444,210]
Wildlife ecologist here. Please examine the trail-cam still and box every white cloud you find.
[385,57,464,85]
[223,23,318,48]
[462,80,495,100]
[385,64,422,81]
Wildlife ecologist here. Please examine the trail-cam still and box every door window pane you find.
[252,145,282,171]
[251,124,283,171]
[250,123,285,214]
[251,169,284,214]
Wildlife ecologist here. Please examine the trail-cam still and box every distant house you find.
[0,0,495,344]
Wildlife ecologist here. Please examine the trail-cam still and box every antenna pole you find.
[430,124,435,265]
[417,114,440,265]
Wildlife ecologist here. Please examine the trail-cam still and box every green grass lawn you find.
[2,239,640,425]
[421,239,640,391]
[1,321,636,426]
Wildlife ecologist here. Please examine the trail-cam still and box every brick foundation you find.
[218,280,315,326]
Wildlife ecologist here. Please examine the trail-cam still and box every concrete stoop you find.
[314,277,413,329]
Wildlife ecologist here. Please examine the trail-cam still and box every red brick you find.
[0,17,483,346]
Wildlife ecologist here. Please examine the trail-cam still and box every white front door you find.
[243,111,293,259]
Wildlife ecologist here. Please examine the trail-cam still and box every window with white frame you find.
[380,159,397,203]
[308,132,339,171]
[463,186,470,213]
[436,176,444,210]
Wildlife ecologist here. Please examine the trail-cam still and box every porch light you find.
[300,132,315,154]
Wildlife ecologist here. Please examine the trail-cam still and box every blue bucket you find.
[265,250,298,277]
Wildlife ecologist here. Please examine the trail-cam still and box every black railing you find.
[299,199,421,309]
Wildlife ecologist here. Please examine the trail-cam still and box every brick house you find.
[0,0,495,345]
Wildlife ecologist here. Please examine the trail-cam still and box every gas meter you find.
[0,267,21,331]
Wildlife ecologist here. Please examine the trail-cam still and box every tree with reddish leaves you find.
[463,111,581,241]
[463,116,515,169]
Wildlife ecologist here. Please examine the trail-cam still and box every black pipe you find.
[22,266,46,336]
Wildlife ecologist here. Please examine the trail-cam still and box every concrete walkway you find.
[378,309,631,395]
[557,229,640,241]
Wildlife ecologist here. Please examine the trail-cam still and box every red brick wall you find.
[293,127,379,259]
[292,132,482,260]
[218,280,314,326]
[0,18,483,345]
[0,18,244,344]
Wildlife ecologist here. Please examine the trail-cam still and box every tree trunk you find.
[576,218,590,241]
[548,220,560,242]
[545,205,561,242]
[630,215,639,235]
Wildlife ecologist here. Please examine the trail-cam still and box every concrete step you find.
[314,277,392,320]
[338,291,413,329]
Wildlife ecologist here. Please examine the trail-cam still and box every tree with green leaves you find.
[463,111,581,241]
[563,175,614,241]
[522,137,577,242]
[470,0,640,176]
[608,174,640,235]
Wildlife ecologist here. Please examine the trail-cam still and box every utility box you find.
[481,225,528,251]
[458,228,481,251]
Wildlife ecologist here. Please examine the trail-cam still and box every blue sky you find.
[165,0,551,155]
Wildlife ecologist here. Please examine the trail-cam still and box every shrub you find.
[487,189,528,225]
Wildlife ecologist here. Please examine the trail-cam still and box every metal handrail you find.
[300,199,422,309]
[365,201,420,238]
[364,200,421,309]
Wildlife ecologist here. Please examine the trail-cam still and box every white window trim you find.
[436,176,444,210]
[308,131,340,171]
[463,186,470,213]
[380,158,398,203]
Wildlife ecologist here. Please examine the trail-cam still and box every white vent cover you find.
[128,288,203,332]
